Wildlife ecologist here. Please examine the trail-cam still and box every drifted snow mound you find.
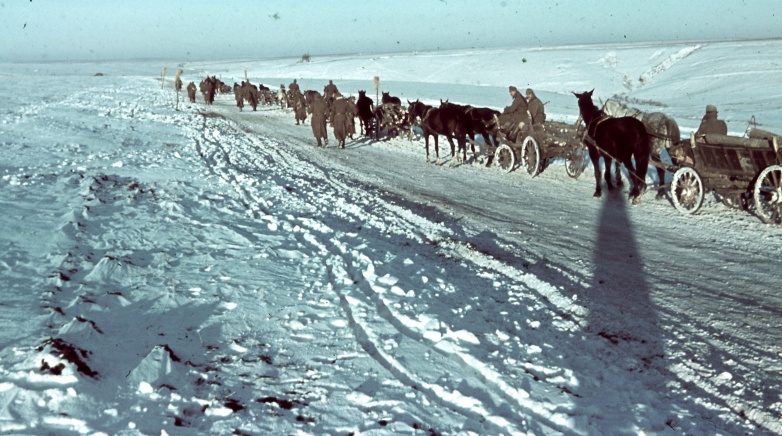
[635,45,703,88]
[82,251,157,284]
[126,345,190,395]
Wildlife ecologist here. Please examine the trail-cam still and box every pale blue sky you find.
[1,0,780,61]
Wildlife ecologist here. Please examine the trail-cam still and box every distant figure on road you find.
[289,78,301,95]
[186,81,196,103]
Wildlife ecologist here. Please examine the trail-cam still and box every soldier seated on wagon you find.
[695,104,728,136]
[497,85,530,142]
[526,88,545,133]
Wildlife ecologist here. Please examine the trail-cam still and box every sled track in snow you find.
[191,111,590,432]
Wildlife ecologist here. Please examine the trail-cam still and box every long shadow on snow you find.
[568,192,670,433]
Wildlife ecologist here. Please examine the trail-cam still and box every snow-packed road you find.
[0,45,781,434]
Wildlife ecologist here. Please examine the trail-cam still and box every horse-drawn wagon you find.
[491,120,589,178]
[371,103,408,140]
[669,129,782,224]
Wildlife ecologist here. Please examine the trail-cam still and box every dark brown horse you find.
[464,105,500,163]
[356,90,375,136]
[381,91,401,106]
[420,100,470,163]
[574,90,650,204]
[186,82,196,103]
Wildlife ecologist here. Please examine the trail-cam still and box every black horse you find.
[356,90,375,136]
[420,100,470,163]
[574,90,650,204]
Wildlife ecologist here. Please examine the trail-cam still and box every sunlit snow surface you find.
[0,40,781,435]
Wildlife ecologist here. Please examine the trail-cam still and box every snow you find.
[0,39,781,435]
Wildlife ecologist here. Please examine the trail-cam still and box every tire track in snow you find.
[193,111,584,432]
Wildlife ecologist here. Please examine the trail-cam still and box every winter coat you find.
[310,97,329,141]
[498,93,529,128]
[527,96,545,126]
[331,97,356,140]
[323,83,339,100]
[696,113,727,136]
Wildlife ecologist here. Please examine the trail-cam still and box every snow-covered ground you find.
[0,39,781,435]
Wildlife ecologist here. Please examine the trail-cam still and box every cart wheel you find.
[493,144,515,172]
[565,144,588,179]
[753,164,782,224]
[671,167,704,214]
[520,136,541,176]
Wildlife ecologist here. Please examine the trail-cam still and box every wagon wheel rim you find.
[566,144,588,179]
[493,144,515,172]
[520,136,541,176]
[753,165,782,224]
[671,167,704,214]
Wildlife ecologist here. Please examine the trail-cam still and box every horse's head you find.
[573,89,599,117]
[407,100,430,124]
[382,91,390,98]
[572,89,594,101]
[358,90,366,97]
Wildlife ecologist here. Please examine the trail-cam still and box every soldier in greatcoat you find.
[695,105,728,136]
[526,88,546,133]
[310,95,329,146]
[497,86,529,141]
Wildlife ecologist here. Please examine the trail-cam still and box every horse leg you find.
[614,161,623,187]
[591,156,603,198]
[655,166,667,199]
[424,133,430,162]
[446,136,457,164]
[459,135,467,163]
[652,146,667,199]
[631,149,650,204]
[604,156,615,191]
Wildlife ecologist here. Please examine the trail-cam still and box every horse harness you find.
[581,111,647,185]
[582,112,610,147]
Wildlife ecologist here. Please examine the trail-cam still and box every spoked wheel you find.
[565,144,588,179]
[493,144,515,173]
[520,136,541,176]
[753,164,782,224]
[671,166,705,214]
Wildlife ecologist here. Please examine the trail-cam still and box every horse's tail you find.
[667,117,681,147]
[634,124,651,183]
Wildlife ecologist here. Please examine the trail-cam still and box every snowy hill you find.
[0,40,781,435]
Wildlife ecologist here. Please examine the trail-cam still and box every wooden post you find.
[161,67,167,89]
[245,69,248,83]
[373,75,380,106]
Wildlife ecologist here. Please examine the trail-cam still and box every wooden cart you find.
[491,121,589,179]
[670,128,782,224]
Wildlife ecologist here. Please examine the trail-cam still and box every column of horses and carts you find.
[369,90,782,225]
